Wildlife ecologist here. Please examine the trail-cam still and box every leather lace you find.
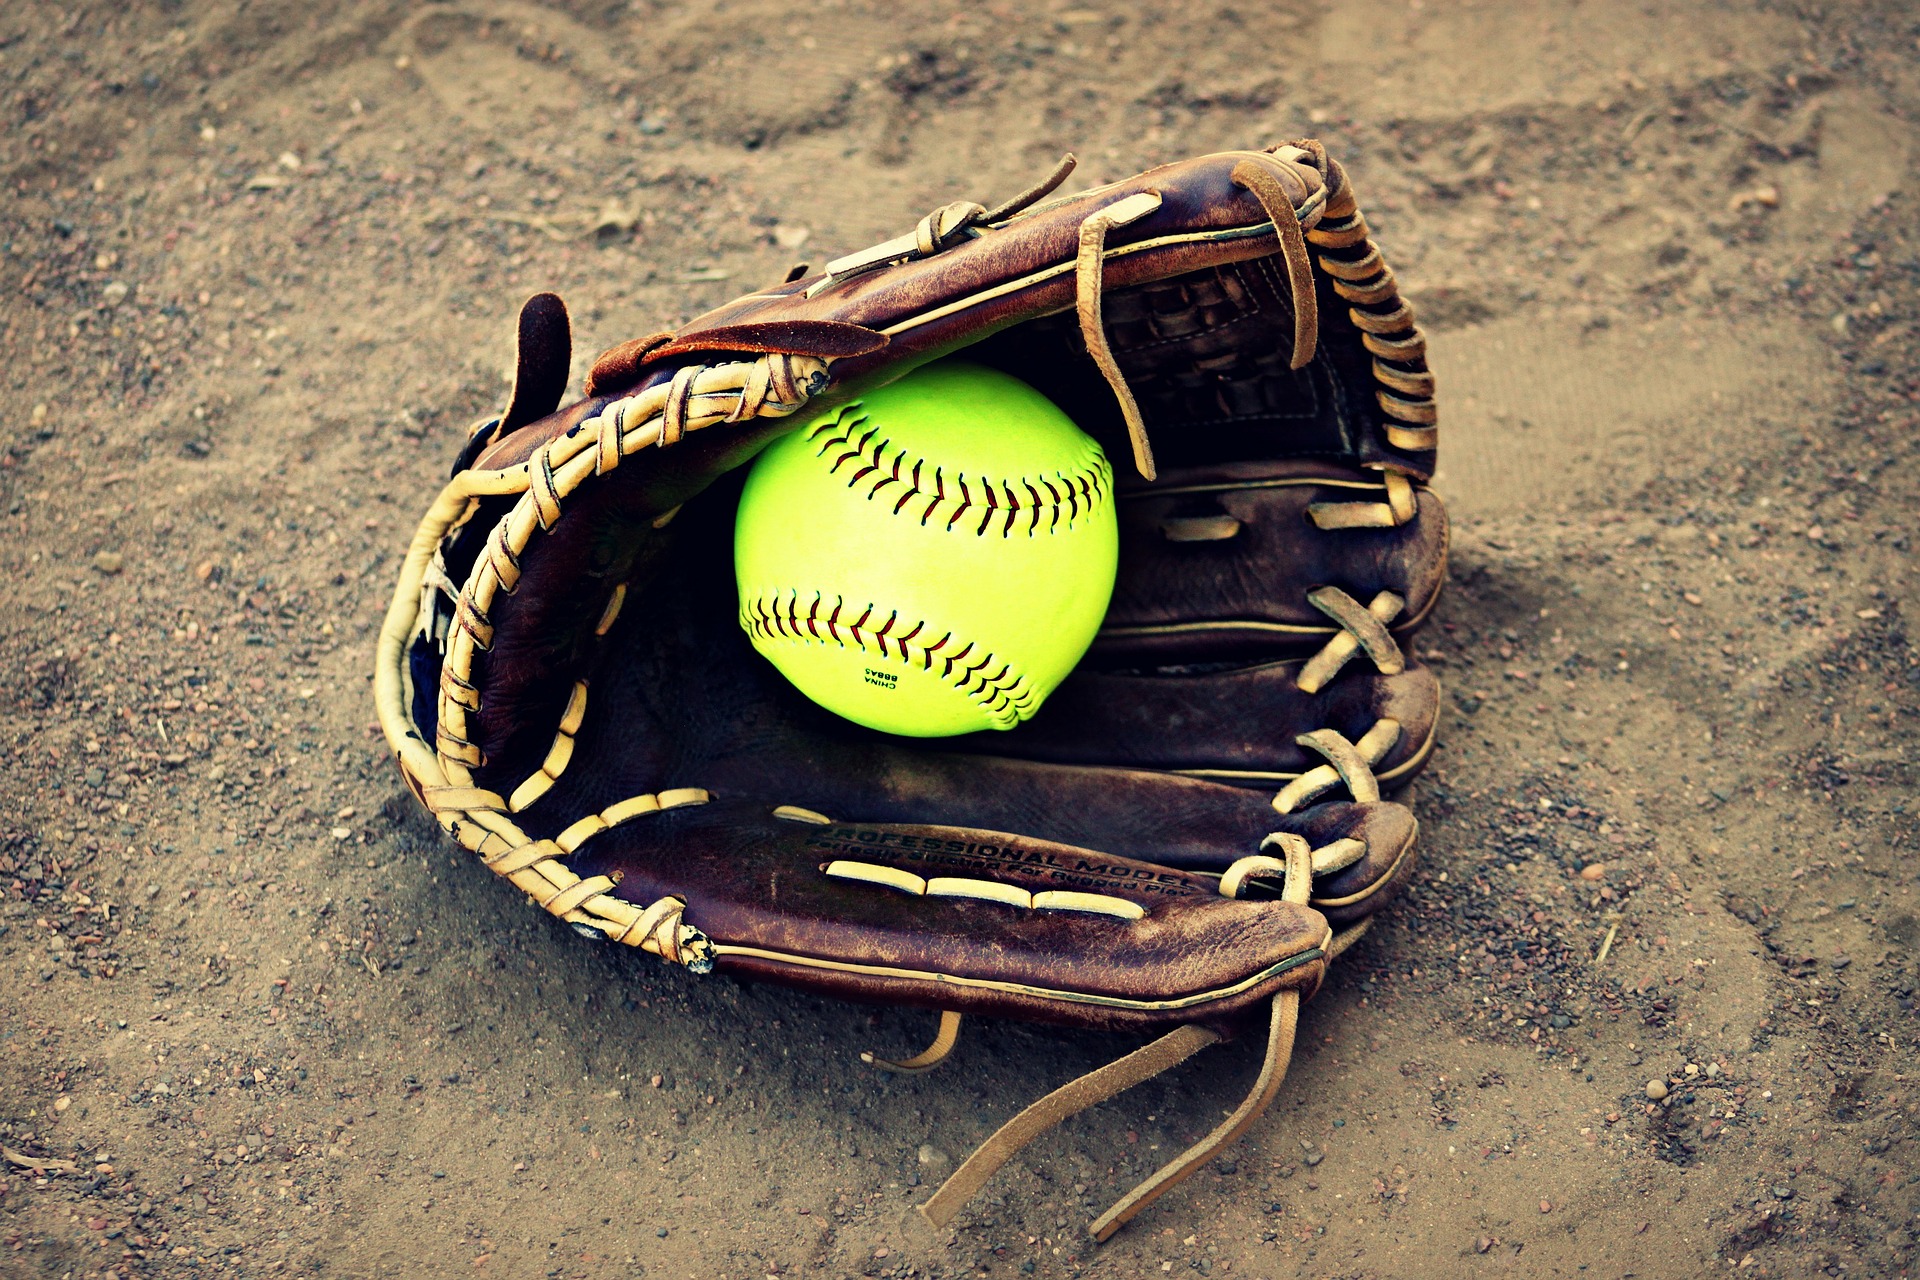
[918,832,1358,1241]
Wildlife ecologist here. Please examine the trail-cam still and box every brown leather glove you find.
[374,140,1444,1240]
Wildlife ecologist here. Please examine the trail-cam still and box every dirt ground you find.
[3,2,1918,1277]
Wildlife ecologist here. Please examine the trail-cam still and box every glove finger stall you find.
[978,655,1437,787]
[567,799,1331,1036]
[1099,464,1448,665]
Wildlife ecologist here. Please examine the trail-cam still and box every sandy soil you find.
[3,2,1918,1277]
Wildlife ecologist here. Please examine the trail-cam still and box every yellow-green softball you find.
[734,359,1118,737]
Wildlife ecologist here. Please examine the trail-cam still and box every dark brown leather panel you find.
[500,292,573,434]
[979,657,1439,782]
[1097,471,1449,664]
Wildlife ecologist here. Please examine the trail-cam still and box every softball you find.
[734,359,1118,737]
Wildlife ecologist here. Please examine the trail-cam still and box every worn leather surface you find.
[1100,466,1448,663]
[410,141,1444,1033]
[568,799,1329,1035]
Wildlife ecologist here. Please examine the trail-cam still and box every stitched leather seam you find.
[742,589,1036,727]
[802,406,1112,537]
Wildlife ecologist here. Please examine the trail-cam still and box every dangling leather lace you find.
[1074,192,1166,480]
[919,833,1335,1241]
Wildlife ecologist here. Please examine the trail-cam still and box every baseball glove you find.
[374,140,1445,1240]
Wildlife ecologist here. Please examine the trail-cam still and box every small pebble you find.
[1475,1236,1494,1254]
[1579,863,1606,881]
[1303,1150,1324,1167]
[1645,1080,1669,1101]
[92,551,124,574]
[1771,1185,1793,1200]
[1539,1199,1553,1214]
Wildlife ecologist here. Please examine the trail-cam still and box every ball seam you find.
[804,405,1113,538]
[740,589,1037,729]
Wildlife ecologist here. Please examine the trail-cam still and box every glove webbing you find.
[1075,154,1321,483]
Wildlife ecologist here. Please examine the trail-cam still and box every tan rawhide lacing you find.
[815,153,1082,294]
[864,822,1367,1072]
[1296,585,1407,695]
[919,832,1370,1241]
[862,1008,964,1075]
[1067,144,1423,824]
[1296,143,1436,533]
[373,351,829,960]
[1143,582,1410,801]
[1252,145,1424,817]
[1273,720,1402,815]
[1310,186,1437,453]
[1075,190,1172,481]
[1210,147,1427,816]
[431,352,826,771]
[506,679,589,812]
